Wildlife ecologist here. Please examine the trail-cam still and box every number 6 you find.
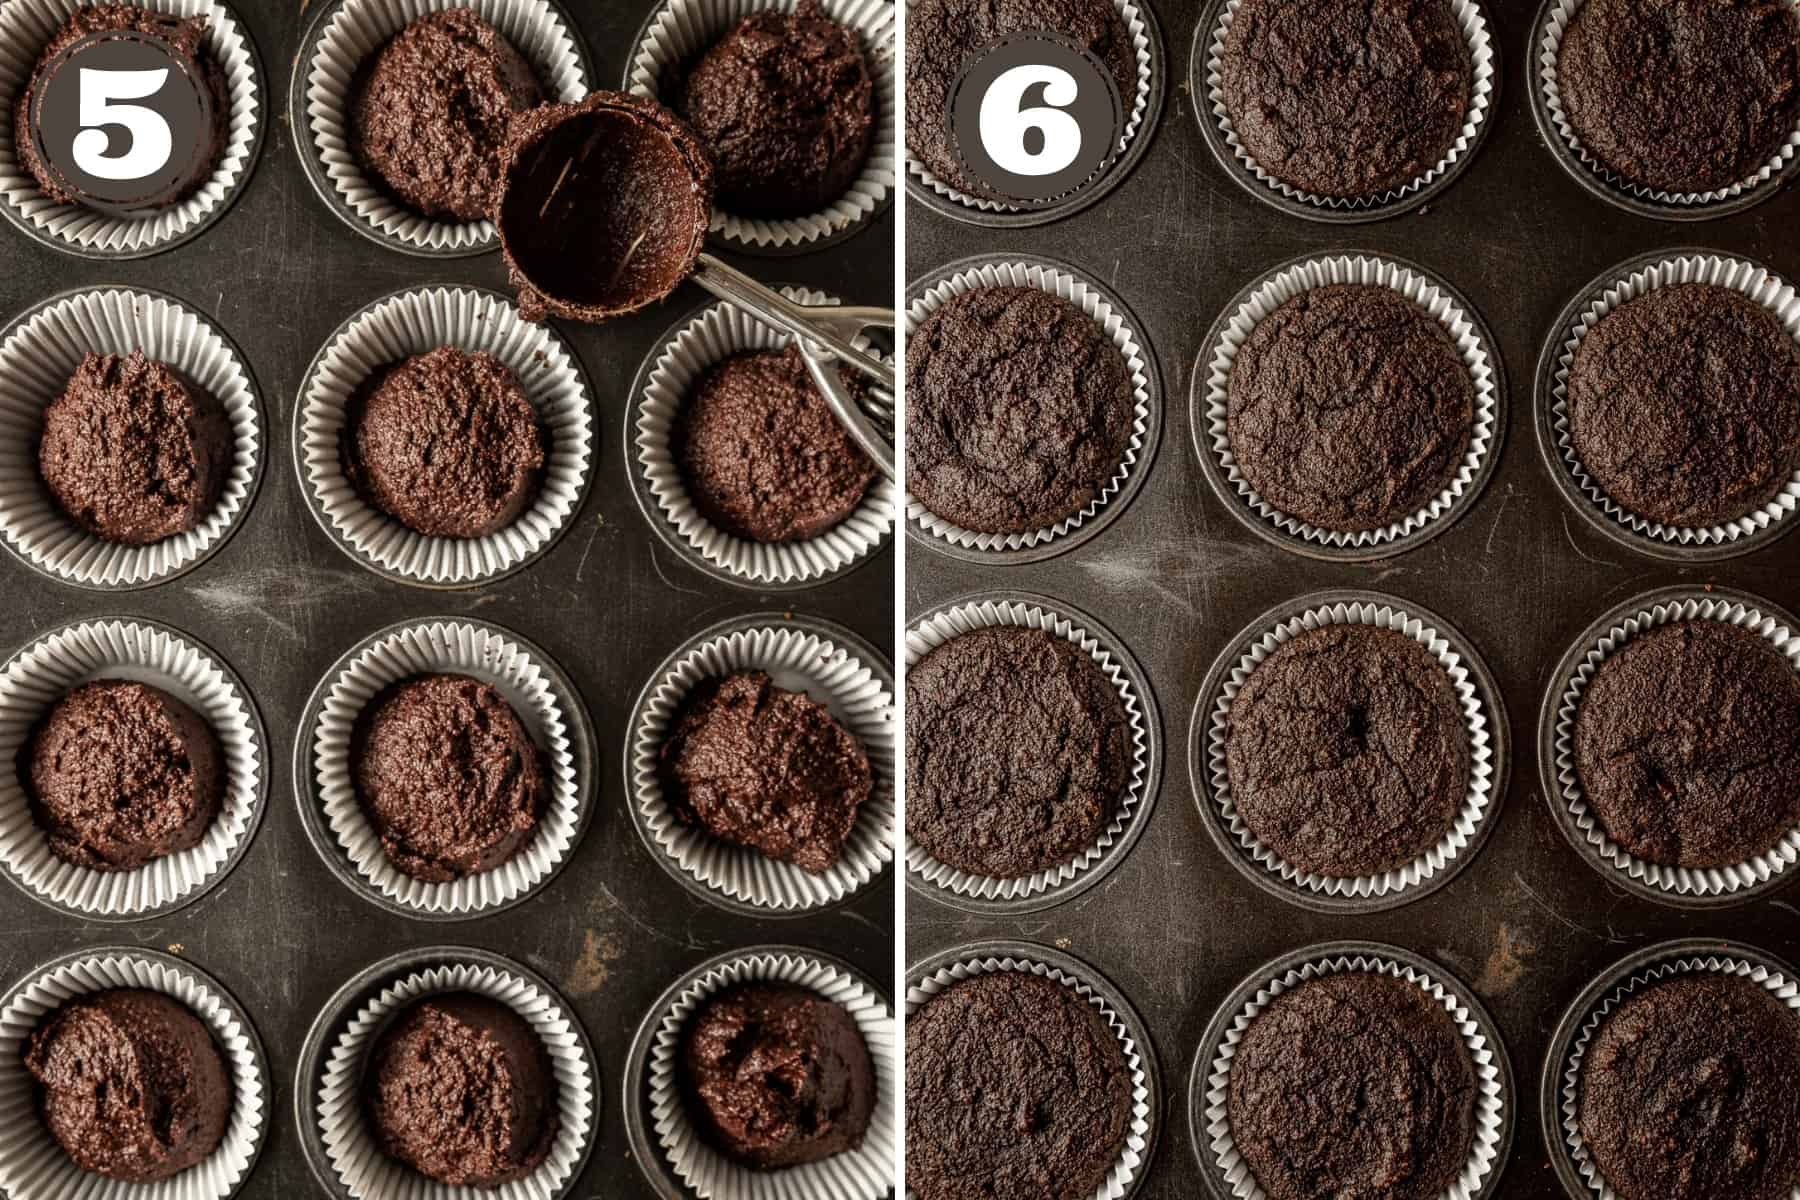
[978,64,1083,178]
[73,67,173,182]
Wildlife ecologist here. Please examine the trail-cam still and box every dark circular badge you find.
[947,31,1124,208]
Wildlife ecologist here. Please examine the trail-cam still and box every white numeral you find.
[72,67,173,181]
[978,64,1082,177]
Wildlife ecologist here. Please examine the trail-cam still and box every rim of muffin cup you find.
[1187,940,1514,1200]
[293,284,595,590]
[1190,0,1499,224]
[1191,251,1507,562]
[0,286,267,590]
[1539,938,1800,1200]
[291,0,594,258]
[904,253,1163,565]
[1189,589,1509,916]
[624,0,897,256]
[1533,248,1800,562]
[1529,0,1800,222]
[903,591,1162,916]
[625,286,897,592]
[0,0,267,259]
[0,617,268,922]
[294,945,598,1200]
[293,616,597,922]
[621,944,897,1200]
[0,946,271,1200]
[1536,585,1800,910]
[904,940,1160,1200]
[904,0,1164,228]
[624,611,896,919]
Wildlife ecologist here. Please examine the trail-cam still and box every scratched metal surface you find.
[0,1,895,1195]
[906,2,1800,1197]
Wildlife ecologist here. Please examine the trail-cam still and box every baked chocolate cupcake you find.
[1228,284,1474,532]
[1228,972,1476,1200]
[1558,0,1800,194]
[25,989,232,1182]
[1568,283,1800,528]
[351,673,548,882]
[907,971,1131,1200]
[1221,0,1472,199]
[673,0,874,218]
[365,991,558,1187]
[1225,625,1469,877]
[1574,619,1800,869]
[38,350,231,546]
[681,983,875,1170]
[1579,973,1800,1200]
[25,679,224,872]
[675,346,877,543]
[907,286,1133,535]
[659,671,871,874]
[906,627,1129,879]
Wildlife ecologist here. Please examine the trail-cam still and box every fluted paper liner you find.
[0,0,262,256]
[1548,253,1800,548]
[0,619,263,917]
[635,286,895,587]
[628,0,896,251]
[0,951,267,1200]
[1202,953,1506,1199]
[1204,255,1500,550]
[303,0,590,254]
[316,959,595,1200]
[1551,594,1800,897]
[298,285,593,587]
[905,260,1153,552]
[647,950,896,1200]
[310,619,586,916]
[629,616,895,912]
[0,288,262,587]
[904,598,1151,903]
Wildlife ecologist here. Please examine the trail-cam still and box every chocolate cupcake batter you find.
[1574,619,1800,868]
[343,346,547,539]
[39,350,231,545]
[906,626,1129,879]
[906,971,1131,1200]
[1579,973,1800,1200]
[352,674,548,882]
[1228,284,1475,532]
[674,0,874,218]
[26,988,232,1183]
[365,992,558,1187]
[907,286,1133,535]
[26,679,224,872]
[1568,282,1800,528]
[1228,972,1477,1200]
[681,983,875,1170]
[1225,625,1470,878]
[659,671,871,874]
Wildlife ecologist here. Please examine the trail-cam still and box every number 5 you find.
[73,67,173,182]
[978,64,1082,177]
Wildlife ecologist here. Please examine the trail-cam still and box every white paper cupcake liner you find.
[0,287,263,588]
[300,0,590,254]
[1547,253,1800,547]
[627,0,896,251]
[0,619,264,918]
[628,614,895,913]
[317,958,596,1200]
[1550,593,1800,898]
[645,950,896,1200]
[0,949,268,1200]
[0,0,263,256]
[1202,952,1507,1199]
[904,596,1153,904]
[296,285,593,588]
[307,618,589,917]
[633,287,896,588]
[905,259,1154,554]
